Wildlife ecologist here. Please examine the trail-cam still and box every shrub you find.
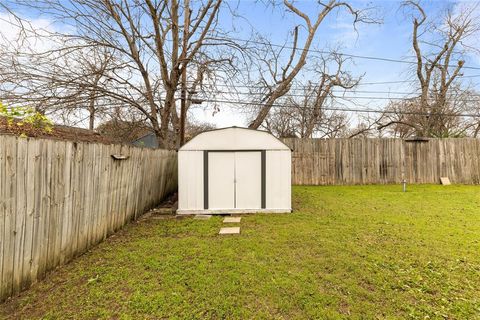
[0,102,53,136]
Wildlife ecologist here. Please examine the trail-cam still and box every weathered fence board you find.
[283,138,480,185]
[0,135,177,302]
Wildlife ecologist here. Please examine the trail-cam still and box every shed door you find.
[207,151,262,210]
[235,152,261,209]
[208,152,235,209]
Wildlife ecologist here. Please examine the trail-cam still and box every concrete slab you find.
[194,214,212,220]
[223,217,241,223]
[440,177,451,185]
[219,227,240,235]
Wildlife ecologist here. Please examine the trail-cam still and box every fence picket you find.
[283,138,480,185]
[0,135,177,302]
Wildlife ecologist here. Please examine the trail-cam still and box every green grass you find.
[2,185,480,319]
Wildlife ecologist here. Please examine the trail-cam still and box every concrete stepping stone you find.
[219,227,240,235]
[194,214,212,220]
[223,217,241,223]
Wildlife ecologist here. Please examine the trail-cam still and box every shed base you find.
[176,208,292,215]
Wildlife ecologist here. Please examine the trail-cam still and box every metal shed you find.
[177,127,291,214]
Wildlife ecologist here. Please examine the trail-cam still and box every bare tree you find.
[347,123,376,138]
[379,85,480,138]
[379,1,480,137]
[263,53,359,138]
[82,49,117,130]
[0,30,122,128]
[247,0,376,129]
[170,55,236,147]
[1,0,241,148]
[265,100,349,138]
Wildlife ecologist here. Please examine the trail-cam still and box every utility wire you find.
[190,97,480,118]
[186,75,480,92]
[220,36,480,71]
[30,94,479,119]
[186,80,418,91]
[120,90,480,117]
[194,88,480,99]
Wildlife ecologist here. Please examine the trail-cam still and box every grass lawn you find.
[1,185,480,319]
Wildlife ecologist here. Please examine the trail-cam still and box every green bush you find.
[0,102,53,135]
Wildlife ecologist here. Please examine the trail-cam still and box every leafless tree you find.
[378,1,480,137]
[1,0,241,148]
[0,30,123,128]
[263,53,360,138]
[247,0,377,129]
[379,85,480,138]
[346,113,386,138]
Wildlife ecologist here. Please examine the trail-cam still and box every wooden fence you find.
[283,138,480,185]
[0,135,177,302]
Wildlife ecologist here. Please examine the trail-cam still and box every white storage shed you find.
[177,127,291,214]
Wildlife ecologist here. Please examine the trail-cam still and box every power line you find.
[203,89,421,97]
[187,75,480,92]
[194,88,480,102]
[192,97,480,118]
[76,93,478,118]
[23,95,478,120]
[186,81,417,91]
[331,95,480,102]
[193,86,420,95]
[356,76,480,85]
[359,80,416,85]
[461,74,480,78]
[220,36,480,71]
[194,87,480,99]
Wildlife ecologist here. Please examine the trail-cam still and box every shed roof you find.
[179,127,290,151]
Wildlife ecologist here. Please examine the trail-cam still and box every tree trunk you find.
[88,99,96,130]
[159,87,177,149]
